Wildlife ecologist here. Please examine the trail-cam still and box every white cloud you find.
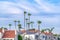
[34,0,60,13]
[0,18,9,20]
[0,1,40,14]
[16,1,39,14]
[0,1,23,14]
[0,0,60,14]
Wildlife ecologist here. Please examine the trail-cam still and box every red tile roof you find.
[20,29,53,35]
[2,30,15,38]
[41,32,53,35]
[20,29,40,33]
[21,30,26,33]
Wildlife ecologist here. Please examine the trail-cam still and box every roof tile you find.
[2,30,15,38]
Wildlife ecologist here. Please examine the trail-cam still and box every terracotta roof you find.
[20,30,26,33]
[20,29,40,34]
[20,29,53,35]
[41,32,53,35]
[2,30,15,38]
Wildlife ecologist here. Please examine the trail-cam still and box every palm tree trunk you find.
[38,25,40,40]
[26,20,28,30]
[27,23,30,30]
[31,23,33,29]
[24,14,25,30]
[29,16,30,29]
[14,22,16,30]
[38,25,40,31]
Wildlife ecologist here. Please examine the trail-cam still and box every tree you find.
[41,29,46,33]
[27,22,30,30]
[17,20,20,30]
[28,13,31,22]
[17,20,20,24]
[46,27,54,40]
[24,11,27,30]
[18,24,21,31]
[14,20,17,29]
[1,27,7,30]
[28,13,31,29]
[1,27,4,29]
[53,34,58,36]
[37,21,41,40]
[30,21,34,29]
[37,21,41,31]
[47,27,54,33]
[26,18,28,30]
[9,24,12,30]
[18,35,22,40]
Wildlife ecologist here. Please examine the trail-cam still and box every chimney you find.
[15,30,17,35]
[2,28,5,33]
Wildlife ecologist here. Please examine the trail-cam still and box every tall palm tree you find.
[24,11,26,30]
[25,18,28,30]
[17,20,20,24]
[28,13,31,29]
[18,24,21,31]
[30,21,34,29]
[17,20,20,31]
[9,24,12,30]
[27,22,30,30]
[37,21,41,40]
[14,20,17,29]
[37,21,41,31]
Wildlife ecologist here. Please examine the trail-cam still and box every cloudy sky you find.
[0,0,60,34]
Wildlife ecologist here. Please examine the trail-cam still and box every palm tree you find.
[1,27,7,30]
[17,20,20,24]
[48,27,54,33]
[28,13,31,22]
[1,27,4,29]
[37,21,41,40]
[41,29,46,33]
[37,21,41,31]
[28,13,31,29]
[18,24,21,31]
[17,20,20,31]
[14,20,17,29]
[27,22,30,30]
[47,27,54,40]
[25,18,28,30]
[24,11,27,30]
[30,21,34,29]
[9,24,12,30]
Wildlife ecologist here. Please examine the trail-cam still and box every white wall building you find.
[19,29,59,40]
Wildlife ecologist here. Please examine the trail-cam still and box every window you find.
[49,37,50,39]
[3,39,12,40]
[35,35,39,39]
[54,37,56,39]
[43,36,45,38]
[3,39,6,40]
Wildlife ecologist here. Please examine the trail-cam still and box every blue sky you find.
[0,0,60,34]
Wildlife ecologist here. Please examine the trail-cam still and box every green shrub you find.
[18,35,22,40]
